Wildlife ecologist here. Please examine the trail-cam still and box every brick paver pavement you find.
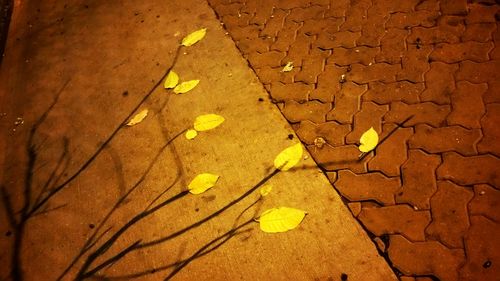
[208,0,500,280]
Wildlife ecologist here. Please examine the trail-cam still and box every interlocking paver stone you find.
[270,82,312,102]
[326,82,366,124]
[367,126,413,177]
[459,216,500,281]
[375,28,409,64]
[284,33,313,66]
[222,14,251,28]
[384,102,450,127]
[415,0,440,11]
[227,24,260,40]
[356,14,386,47]
[477,103,500,156]
[257,65,295,84]
[308,144,370,173]
[329,46,379,66]
[447,81,488,128]
[325,0,348,17]
[314,31,361,49]
[260,9,288,38]
[409,124,481,156]
[466,3,499,24]
[282,100,331,123]
[456,60,499,83]
[347,202,362,217]
[484,80,500,103]
[345,102,388,144]
[313,64,347,103]
[247,50,286,68]
[237,37,271,55]
[462,23,497,43]
[397,44,433,83]
[275,0,307,10]
[349,63,401,84]
[440,0,468,15]
[271,21,301,52]
[287,6,325,22]
[396,150,441,210]
[386,10,438,29]
[363,81,422,104]
[335,170,400,205]
[407,26,460,45]
[469,184,500,222]
[430,42,493,63]
[294,55,325,84]
[426,181,474,248]
[437,152,500,187]
[388,235,465,281]
[295,120,350,146]
[340,0,371,32]
[420,62,458,105]
[302,18,343,36]
[358,205,431,241]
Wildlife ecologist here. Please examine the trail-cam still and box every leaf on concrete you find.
[126,109,148,126]
[358,127,379,152]
[188,173,219,195]
[282,62,293,72]
[193,114,225,131]
[164,71,179,89]
[173,80,200,94]
[260,184,273,197]
[185,129,198,140]
[181,28,207,47]
[273,143,303,171]
[258,207,306,233]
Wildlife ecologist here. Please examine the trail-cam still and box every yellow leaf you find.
[282,62,293,72]
[188,173,219,195]
[173,80,200,94]
[259,184,273,197]
[193,114,225,131]
[358,127,379,152]
[164,71,179,89]
[185,129,198,140]
[126,109,148,126]
[181,28,207,47]
[273,143,303,171]
[258,207,306,233]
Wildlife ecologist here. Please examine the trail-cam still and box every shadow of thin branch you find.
[57,128,186,281]
[28,46,183,218]
[96,219,255,280]
[77,168,280,279]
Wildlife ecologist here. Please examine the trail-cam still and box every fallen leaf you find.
[164,71,179,89]
[358,127,379,152]
[181,28,207,46]
[260,184,273,197]
[282,62,293,72]
[273,143,303,171]
[188,173,219,194]
[193,114,225,131]
[185,129,198,140]
[258,207,306,233]
[173,80,200,94]
[126,109,148,126]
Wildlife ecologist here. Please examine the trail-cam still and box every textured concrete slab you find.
[0,1,397,280]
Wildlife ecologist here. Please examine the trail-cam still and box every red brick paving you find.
[208,0,500,279]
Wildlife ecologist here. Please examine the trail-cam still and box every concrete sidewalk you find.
[0,0,396,280]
